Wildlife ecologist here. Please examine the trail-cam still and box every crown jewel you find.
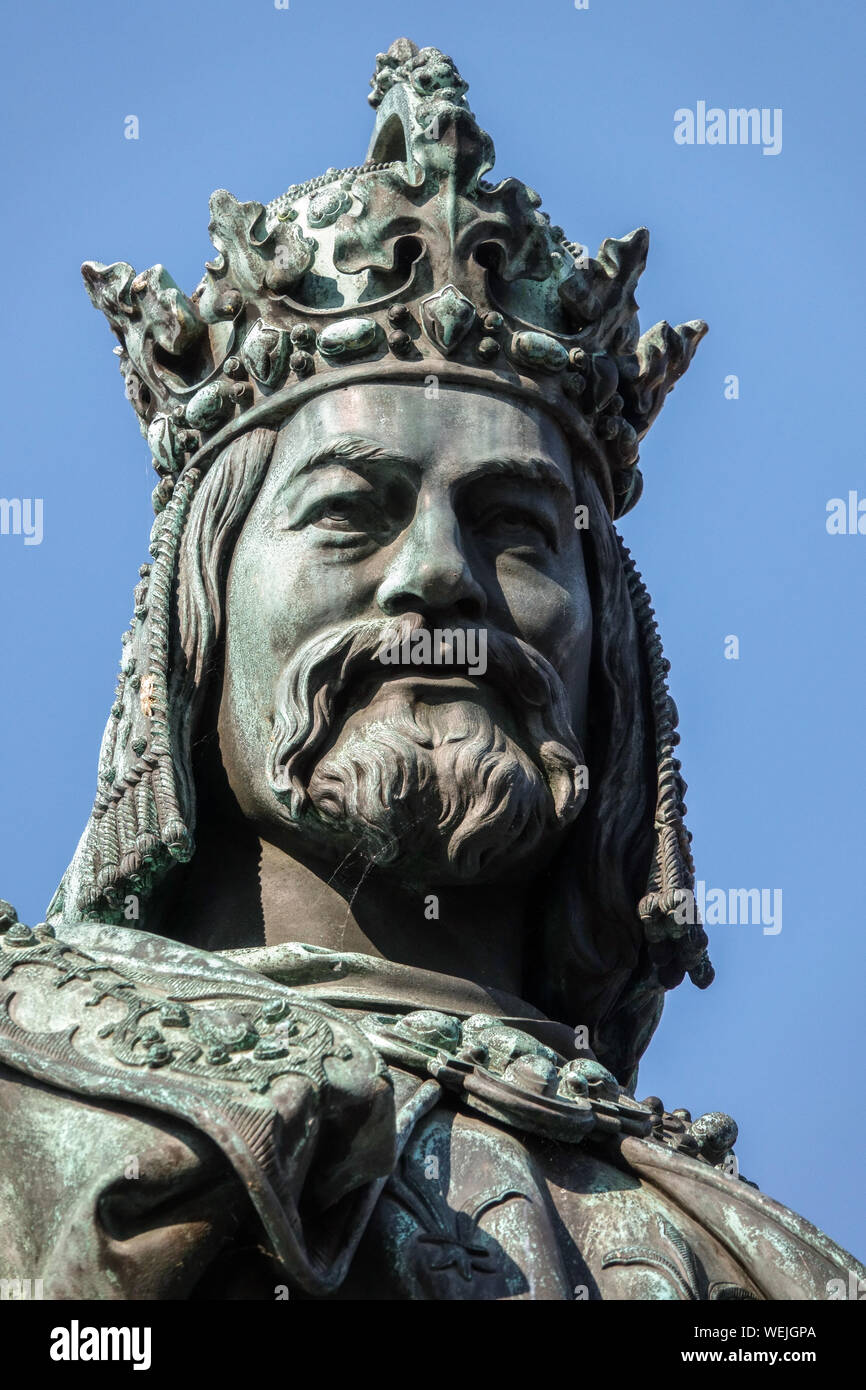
[82,38,705,518]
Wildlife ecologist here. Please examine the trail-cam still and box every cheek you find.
[492,550,592,726]
[493,551,591,651]
[227,525,377,670]
[224,533,304,705]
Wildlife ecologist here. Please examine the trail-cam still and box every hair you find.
[173,425,278,803]
[525,471,660,1081]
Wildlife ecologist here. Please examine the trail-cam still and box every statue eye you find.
[310,499,373,530]
[306,494,389,543]
[474,505,554,550]
[499,507,538,529]
[314,511,364,532]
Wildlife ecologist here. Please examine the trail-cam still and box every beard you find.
[266,613,587,884]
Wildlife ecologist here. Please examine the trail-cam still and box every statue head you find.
[216,382,592,886]
[53,40,711,1086]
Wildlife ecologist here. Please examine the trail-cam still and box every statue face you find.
[219,382,593,884]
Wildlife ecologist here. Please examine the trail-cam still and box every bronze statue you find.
[1,38,862,1300]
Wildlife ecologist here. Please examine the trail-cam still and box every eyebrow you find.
[286,436,571,500]
[458,456,573,500]
[288,435,420,483]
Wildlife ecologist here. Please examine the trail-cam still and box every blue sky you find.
[1,0,864,1261]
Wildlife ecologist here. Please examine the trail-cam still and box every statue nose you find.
[376,504,486,620]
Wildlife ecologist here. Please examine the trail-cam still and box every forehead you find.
[265,382,573,485]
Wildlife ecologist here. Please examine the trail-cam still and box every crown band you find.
[170,356,616,515]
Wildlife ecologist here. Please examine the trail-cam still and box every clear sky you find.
[1,0,864,1262]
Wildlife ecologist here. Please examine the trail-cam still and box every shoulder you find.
[620,1133,866,1300]
[0,917,397,1294]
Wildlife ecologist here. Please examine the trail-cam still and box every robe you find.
[0,921,861,1301]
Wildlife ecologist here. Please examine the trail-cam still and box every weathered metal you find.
[0,39,861,1300]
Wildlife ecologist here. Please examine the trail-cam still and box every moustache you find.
[267,613,587,822]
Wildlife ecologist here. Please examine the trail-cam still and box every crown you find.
[82,37,706,519]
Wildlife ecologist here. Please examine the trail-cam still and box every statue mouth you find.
[359,668,484,692]
[338,668,511,730]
